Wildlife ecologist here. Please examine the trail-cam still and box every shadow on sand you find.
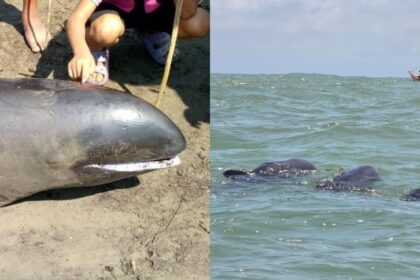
[0,0,23,34]
[5,177,140,206]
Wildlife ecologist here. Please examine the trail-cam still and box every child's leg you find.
[137,2,209,39]
[22,0,51,52]
[84,10,125,84]
[178,7,209,39]
[133,2,208,64]
[86,11,125,51]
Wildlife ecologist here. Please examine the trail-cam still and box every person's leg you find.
[178,7,209,39]
[22,0,51,52]
[137,2,209,39]
[86,12,125,51]
[85,11,125,84]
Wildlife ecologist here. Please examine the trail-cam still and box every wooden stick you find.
[155,0,184,108]
[47,0,53,33]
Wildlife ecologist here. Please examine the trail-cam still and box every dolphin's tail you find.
[223,169,249,178]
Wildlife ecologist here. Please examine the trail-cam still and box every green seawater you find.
[211,73,420,279]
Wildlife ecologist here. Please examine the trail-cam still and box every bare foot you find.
[22,7,51,52]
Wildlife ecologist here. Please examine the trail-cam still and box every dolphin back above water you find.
[404,188,420,201]
[223,159,380,193]
[223,159,316,179]
[315,165,379,192]
[0,78,186,205]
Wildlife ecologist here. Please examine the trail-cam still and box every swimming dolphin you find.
[223,159,316,179]
[0,78,186,205]
[403,188,420,201]
[315,165,379,192]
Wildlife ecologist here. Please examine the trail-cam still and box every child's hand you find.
[68,51,96,83]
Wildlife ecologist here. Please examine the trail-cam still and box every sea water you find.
[211,73,420,279]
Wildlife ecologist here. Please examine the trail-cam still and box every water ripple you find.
[211,74,420,279]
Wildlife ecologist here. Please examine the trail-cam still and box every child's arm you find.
[174,0,197,20]
[67,0,97,83]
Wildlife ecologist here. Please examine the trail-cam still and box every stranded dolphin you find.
[315,165,379,192]
[223,159,316,180]
[0,78,186,205]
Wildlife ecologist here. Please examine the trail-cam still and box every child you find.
[66,0,209,85]
[22,0,51,52]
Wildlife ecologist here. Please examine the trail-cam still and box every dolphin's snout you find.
[80,95,187,164]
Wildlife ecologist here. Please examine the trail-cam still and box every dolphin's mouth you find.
[86,156,181,172]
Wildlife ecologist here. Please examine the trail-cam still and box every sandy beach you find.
[0,0,209,279]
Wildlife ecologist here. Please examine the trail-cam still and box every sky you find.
[211,0,420,77]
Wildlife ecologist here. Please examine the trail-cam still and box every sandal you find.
[87,49,110,85]
[141,32,171,65]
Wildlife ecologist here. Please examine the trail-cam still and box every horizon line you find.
[210,71,409,79]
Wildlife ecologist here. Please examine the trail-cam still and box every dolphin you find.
[315,165,379,192]
[0,78,186,205]
[403,188,420,201]
[223,159,316,180]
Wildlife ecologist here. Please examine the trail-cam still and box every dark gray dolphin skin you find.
[315,165,379,192]
[223,159,316,179]
[404,188,420,201]
[0,78,186,205]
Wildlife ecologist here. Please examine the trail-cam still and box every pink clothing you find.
[91,0,162,13]
[102,0,135,12]
[144,0,160,13]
